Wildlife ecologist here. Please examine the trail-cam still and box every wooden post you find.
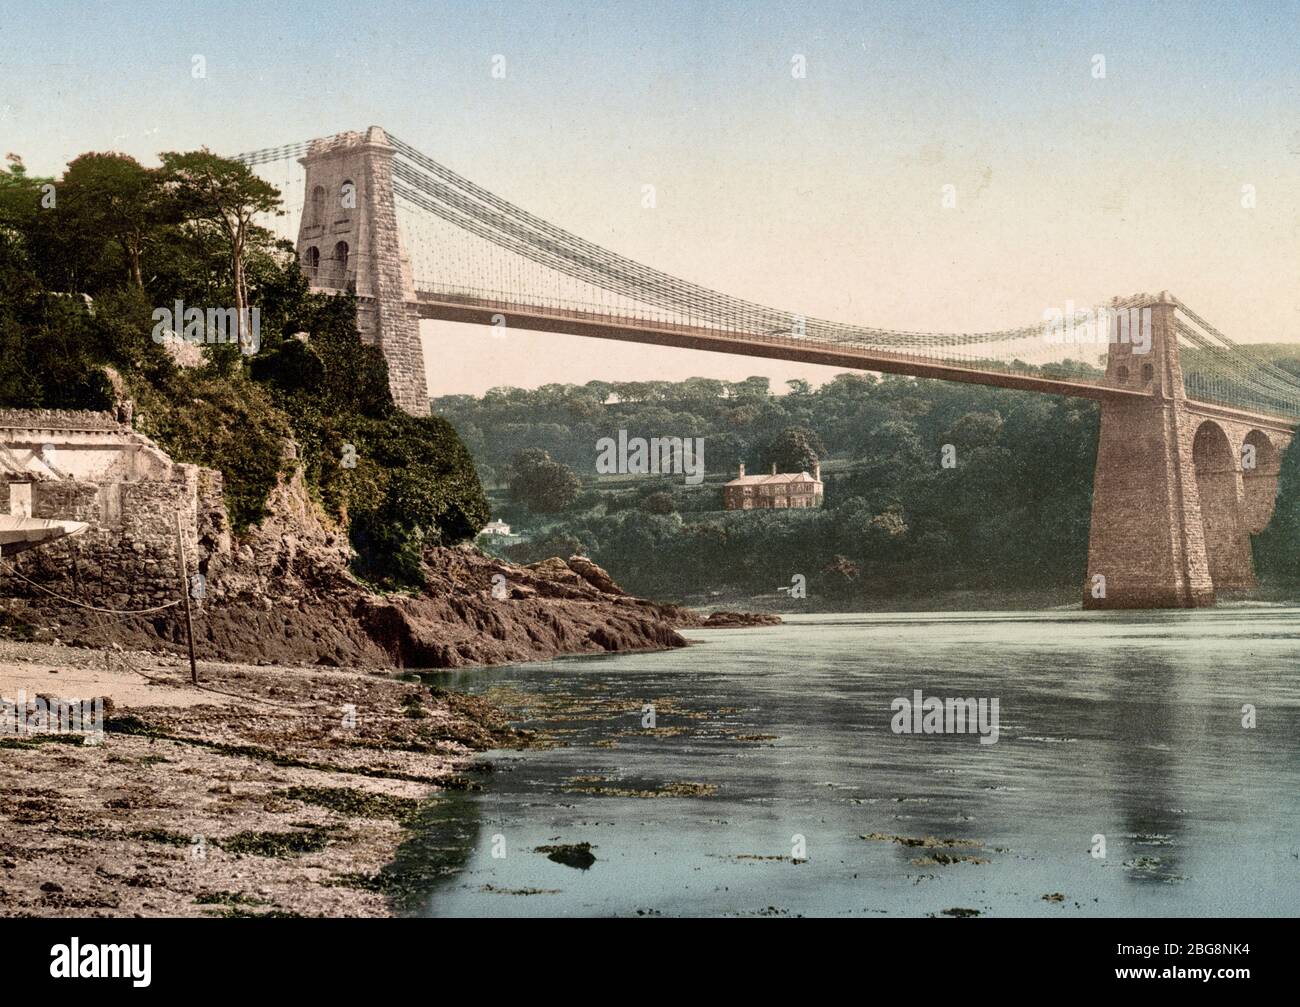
[174,510,198,686]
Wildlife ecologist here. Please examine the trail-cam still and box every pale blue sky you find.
[4,1,1300,393]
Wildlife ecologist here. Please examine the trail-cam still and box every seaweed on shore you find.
[0,733,88,749]
[216,828,334,858]
[275,785,424,824]
[194,890,268,907]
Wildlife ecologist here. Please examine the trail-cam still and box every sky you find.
[3,0,1300,396]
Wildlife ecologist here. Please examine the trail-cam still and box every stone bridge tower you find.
[295,127,428,415]
[1085,293,1214,607]
[1084,293,1290,608]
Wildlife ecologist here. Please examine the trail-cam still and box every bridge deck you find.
[1179,397,1297,435]
[414,292,1153,403]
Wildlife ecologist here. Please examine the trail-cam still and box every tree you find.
[505,531,586,565]
[706,431,746,472]
[0,155,43,239]
[641,491,676,515]
[943,410,1004,450]
[727,376,771,400]
[0,155,79,293]
[159,150,281,351]
[821,554,860,595]
[611,381,651,403]
[60,153,172,289]
[857,419,924,470]
[507,449,581,513]
[764,425,826,472]
[680,376,726,403]
[583,379,613,404]
[1253,436,1300,583]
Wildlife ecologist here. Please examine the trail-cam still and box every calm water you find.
[400,610,1300,917]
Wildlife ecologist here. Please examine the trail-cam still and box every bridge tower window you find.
[333,241,350,279]
[1142,363,1153,383]
[1116,365,1129,383]
[310,185,326,223]
[304,246,320,277]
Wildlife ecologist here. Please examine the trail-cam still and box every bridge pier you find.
[1085,397,1217,608]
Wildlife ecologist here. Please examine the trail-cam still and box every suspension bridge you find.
[234,126,1299,610]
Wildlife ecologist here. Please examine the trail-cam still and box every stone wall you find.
[31,480,101,522]
[5,465,216,613]
[0,409,227,614]
[0,409,125,433]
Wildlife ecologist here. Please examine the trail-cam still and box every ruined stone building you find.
[0,409,226,611]
[723,461,824,510]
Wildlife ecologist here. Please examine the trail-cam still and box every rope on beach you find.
[0,560,181,615]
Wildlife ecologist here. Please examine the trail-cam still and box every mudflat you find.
[0,639,522,917]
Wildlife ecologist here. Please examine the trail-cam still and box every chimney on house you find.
[771,462,777,475]
[813,460,821,481]
[738,462,745,478]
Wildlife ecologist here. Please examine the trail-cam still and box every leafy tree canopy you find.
[0,144,487,588]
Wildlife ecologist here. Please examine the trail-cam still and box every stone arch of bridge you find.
[1241,428,1281,534]
[1192,419,1252,589]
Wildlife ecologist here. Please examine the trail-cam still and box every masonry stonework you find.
[1084,296,1292,607]
[295,127,429,416]
[0,409,226,613]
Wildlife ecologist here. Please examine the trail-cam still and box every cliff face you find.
[190,547,687,669]
[9,465,689,668]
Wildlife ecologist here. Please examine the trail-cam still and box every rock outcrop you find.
[353,549,686,668]
[696,610,784,629]
[4,437,775,668]
[11,468,692,667]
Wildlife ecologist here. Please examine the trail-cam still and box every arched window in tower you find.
[334,241,350,281]
[1116,365,1129,383]
[310,185,326,223]
[1142,363,1154,383]
[303,246,320,279]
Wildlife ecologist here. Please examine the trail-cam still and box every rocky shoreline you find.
[4,441,779,669]
[10,536,777,670]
